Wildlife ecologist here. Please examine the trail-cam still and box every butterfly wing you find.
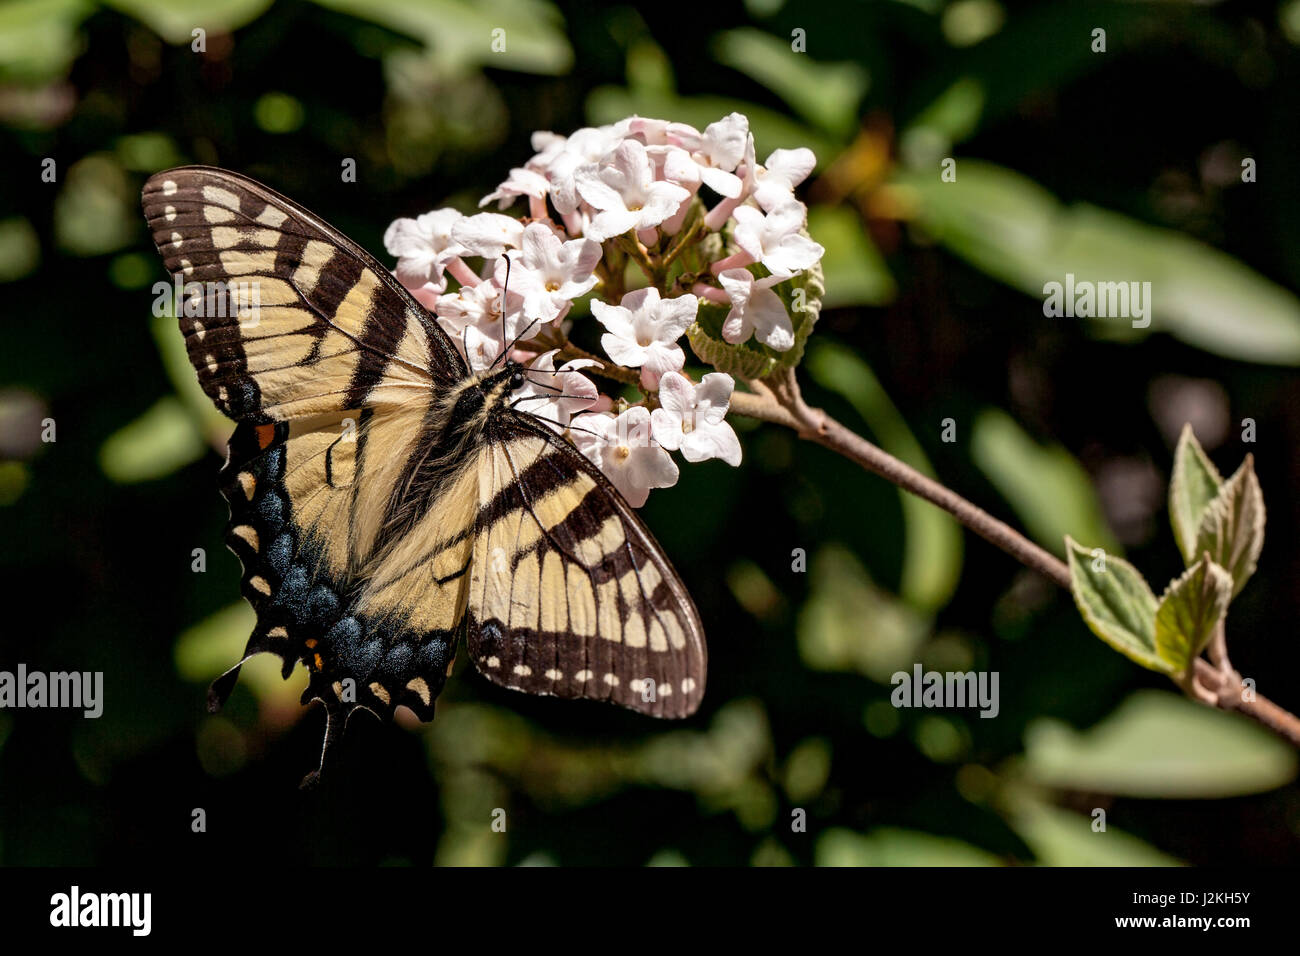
[466,413,707,718]
[142,165,465,423]
[143,167,472,781]
[214,412,467,724]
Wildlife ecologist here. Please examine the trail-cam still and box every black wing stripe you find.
[142,167,468,409]
[467,414,706,718]
[498,438,618,705]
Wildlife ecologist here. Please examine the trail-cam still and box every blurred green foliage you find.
[2,0,1300,867]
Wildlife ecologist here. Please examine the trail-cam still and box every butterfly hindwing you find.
[466,414,707,718]
[212,413,461,785]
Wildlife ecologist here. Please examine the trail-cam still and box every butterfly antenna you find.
[510,394,561,408]
[490,254,512,370]
[520,374,564,394]
[501,314,544,364]
[509,406,608,440]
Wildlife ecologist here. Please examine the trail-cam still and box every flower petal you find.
[750,288,795,350]
[601,332,648,368]
[586,209,638,242]
[574,166,626,212]
[699,166,743,199]
[590,300,635,339]
[629,444,680,493]
[650,406,684,451]
[451,213,524,257]
[656,293,700,338]
[766,147,816,186]
[695,372,735,422]
[638,342,684,388]
[682,420,742,466]
[764,233,824,276]
[655,371,694,415]
[383,218,429,258]
[721,310,750,344]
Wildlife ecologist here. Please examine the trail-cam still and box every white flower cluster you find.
[382,112,823,506]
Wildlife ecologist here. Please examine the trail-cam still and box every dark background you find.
[2,0,1299,865]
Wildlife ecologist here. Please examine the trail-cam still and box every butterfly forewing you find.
[141,166,465,423]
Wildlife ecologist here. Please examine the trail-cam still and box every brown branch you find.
[547,338,642,390]
[730,369,1300,749]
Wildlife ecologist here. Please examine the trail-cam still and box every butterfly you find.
[141,167,707,785]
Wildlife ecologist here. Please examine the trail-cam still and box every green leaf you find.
[898,76,985,168]
[99,396,206,484]
[806,343,963,611]
[1002,793,1183,866]
[54,154,137,258]
[1022,690,1298,798]
[807,206,896,308]
[0,462,29,507]
[971,409,1119,556]
[884,160,1066,291]
[795,545,930,681]
[1194,456,1266,598]
[174,602,303,708]
[107,0,272,44]
[173,602,256,683]
[816,826,1001,867]
[312,0,573,75]
[887,161,1300,365]
[624,37,673,95]
[1168,424,1222,564]
[0,217,40,283]
[0,0,92,84]
[1065,536,1166,673]
[711,28,868,139]
[114,131,185,173]
[688,302,773,381]
[1060,205,1300,363]
[781,737,832,804]
[1153,558,1233,674]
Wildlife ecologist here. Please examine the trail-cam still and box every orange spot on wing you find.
[304,638,318,649]
[256,424,276,449]
[314,653,324,671]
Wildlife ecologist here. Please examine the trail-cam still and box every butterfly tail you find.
[298,701,346,791]
[206,658,248,713]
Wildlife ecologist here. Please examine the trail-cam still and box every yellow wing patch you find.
[353,458,480,634]
[143,167,458,424]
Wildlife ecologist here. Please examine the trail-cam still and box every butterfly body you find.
[141,167,706,782]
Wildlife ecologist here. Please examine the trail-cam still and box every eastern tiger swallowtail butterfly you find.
[141,167,707,785]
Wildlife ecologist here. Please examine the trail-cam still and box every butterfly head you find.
[468,359,527,413]
[481,358,525,390]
